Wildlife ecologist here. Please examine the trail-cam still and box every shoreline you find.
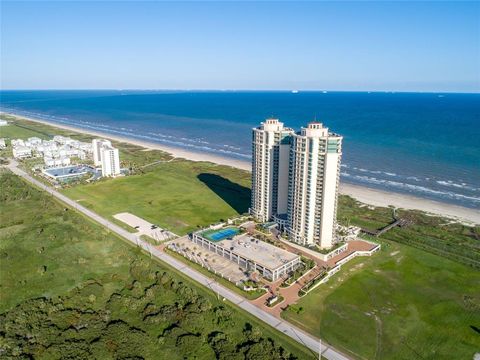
[3,112,479,225]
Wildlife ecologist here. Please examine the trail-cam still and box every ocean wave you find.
[351,166,398,178]
[341,172,480,203]
[347,164,479,194]
[436,180,480,192]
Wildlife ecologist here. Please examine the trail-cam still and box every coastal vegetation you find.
[338,196,480,269]
[0,170,314,359]
[3,114,480,359]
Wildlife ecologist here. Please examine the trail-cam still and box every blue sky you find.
[1,1,478,92]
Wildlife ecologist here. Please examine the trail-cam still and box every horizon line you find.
[1,88,479,94]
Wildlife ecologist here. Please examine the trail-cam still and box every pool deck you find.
[202,226,239,241]
[42,165,96,180]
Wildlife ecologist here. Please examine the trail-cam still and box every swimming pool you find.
[42,165,96,181]
[203,227,240,242]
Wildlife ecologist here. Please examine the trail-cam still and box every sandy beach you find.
[4,112,480,225]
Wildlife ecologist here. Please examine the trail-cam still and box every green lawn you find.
[282,239,480,360]
[62,160,250,235]
[0,170,314,359]
[0,123,49,142]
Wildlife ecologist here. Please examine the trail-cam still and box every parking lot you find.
[113,212,176,242]
[168,236,248,284]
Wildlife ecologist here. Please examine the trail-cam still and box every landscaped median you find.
[280,257,316,288]
[266,294,285,308]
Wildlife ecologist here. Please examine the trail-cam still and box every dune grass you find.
[338,195,480,268]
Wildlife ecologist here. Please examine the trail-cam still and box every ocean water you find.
[1,90,479,209]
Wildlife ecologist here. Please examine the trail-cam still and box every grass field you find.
[0,114,88,143]
[0,170,314,359]
[62,160,251,235]
[282,239,480,360]
[0,122,51,142]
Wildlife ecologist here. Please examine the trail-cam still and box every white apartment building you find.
[44,156,71,167]
[26,137,42,146]
[53,135,68,144]
[251,119,343,250]
[250,118,293,222]
[286,122,342,249]
[12,146,32,159]
[11,139,25,147]
[100,146,120,177]
[92,139,112,166]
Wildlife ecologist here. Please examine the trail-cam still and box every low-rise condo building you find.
[12,146,32,159]
[26,137,42,146]
[190,226,301,281]
[11,136,93,163]
[44,156,71,168]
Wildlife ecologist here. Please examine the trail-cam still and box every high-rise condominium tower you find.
[250,118,294,222]
[92,139,112,166]
[100,146,121,177]
[251,119,343,249]
[286,122,342,249]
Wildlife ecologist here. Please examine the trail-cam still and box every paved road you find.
[6,161,351,360]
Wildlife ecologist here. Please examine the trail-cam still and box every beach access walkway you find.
[5,159,351,360]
